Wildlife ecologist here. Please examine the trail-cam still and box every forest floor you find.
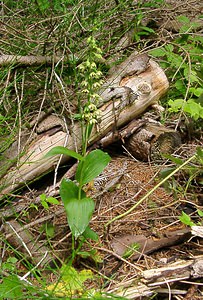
[0,1,203,299]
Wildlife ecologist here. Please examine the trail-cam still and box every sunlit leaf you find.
[67,198,94,238]
[45,146,83,161]
[46,197,60,205]
[197,209,203,217]
[0,275,23,299]
[47,266,93,297]
[76,149,111,186]
[179,211,195,227]
[149,48,165,57]
[60,179,94,238]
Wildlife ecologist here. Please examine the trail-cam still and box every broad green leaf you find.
[149,48,165,57]
[0,275,23,299]
[82,226,98,241]
[179,211,195,227]
[197,209,203,217]
[190,87,203,97]
[76,149,111,186]
[46,197,60,205]
[60,179,86,203]
[45,146,83,161]
[168,99,184,113]
[64,197,95,238]
[184,100,203,120]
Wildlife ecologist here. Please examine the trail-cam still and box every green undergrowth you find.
[149,15,203,125]
[0,1,203,299]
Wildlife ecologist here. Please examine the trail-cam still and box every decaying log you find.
[111,228,191,261]
[125,119,182,161]
[109,255,203,299]
[1,220,58,269]
[95,116,182,161]
[0,51,169,197]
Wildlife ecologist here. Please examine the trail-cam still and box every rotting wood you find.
[0,51,169,197]
[1,219,59,269]
[111,228,191,261]
[125,119,182,161]
[109,255,203,299]
[92,115,182,161]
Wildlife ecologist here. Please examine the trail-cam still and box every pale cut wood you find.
[109,255,203,299]
[0,55,61,66]
[0,54,169,197]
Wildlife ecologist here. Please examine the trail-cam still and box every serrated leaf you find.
[45,146,83,161]
[76,149,110,186]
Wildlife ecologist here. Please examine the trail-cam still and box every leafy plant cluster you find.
[150,15,203,122]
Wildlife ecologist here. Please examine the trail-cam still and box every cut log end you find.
[125,121,182,161]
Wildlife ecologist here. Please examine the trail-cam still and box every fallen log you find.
[125,118,182,161]
[1,220,59,269]
[0,55,62,66]
[109,255,203,299]
[0,51,169,197]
